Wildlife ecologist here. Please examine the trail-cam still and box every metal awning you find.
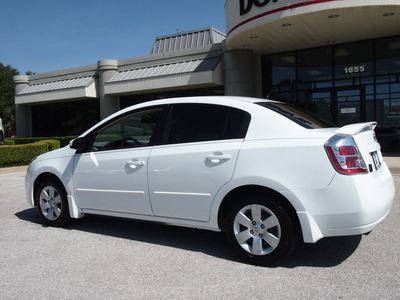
[105,57,223,95]
[15,76,97,104]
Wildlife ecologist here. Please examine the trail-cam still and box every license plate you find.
[371,151,382,170]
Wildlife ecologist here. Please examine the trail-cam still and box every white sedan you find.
[25,96,395,265]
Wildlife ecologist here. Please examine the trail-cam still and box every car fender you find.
[27,152,76,208]
[209,175,307,226]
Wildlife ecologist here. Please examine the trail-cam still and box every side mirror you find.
[69,137,87,151]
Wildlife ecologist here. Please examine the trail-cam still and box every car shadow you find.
[15,208,361,268]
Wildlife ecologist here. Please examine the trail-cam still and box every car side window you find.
[163,104,250,144]
[93,108,163,151]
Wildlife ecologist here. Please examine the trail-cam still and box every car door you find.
[148,104,250,222]
[73,107,165,215]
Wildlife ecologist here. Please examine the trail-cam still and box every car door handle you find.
[206,154,231,163]
[126,160,145,168]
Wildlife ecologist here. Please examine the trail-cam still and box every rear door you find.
[148,104,250,222]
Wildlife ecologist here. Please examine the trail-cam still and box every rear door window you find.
[163,104,250,144]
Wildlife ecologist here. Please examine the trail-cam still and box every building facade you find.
[14,0,400,151]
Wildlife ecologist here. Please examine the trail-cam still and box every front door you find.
[73,148,153,214]
[72,107,165,215]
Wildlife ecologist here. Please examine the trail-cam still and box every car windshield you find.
[257,102,335,129]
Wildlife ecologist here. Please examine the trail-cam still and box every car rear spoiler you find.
[334,122,377,136]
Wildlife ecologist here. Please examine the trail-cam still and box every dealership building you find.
[14,0,400,151]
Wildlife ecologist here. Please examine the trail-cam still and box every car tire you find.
[36,179,71,227]
[226,194,297,266]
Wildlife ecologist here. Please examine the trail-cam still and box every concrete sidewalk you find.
[383,157,400,176]
[1,156,399,175]
[0,165,28,174]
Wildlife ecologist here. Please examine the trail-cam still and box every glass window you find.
[365,84,375,122]
[309,91,332,124]
[32,100,99,137]
[376,82,400,128]
[163,104,250,144]
[297,47,333,85]
[269,52,296,86]
[93,108,164,151]
[334,41,373,80]
[376,37,400,75]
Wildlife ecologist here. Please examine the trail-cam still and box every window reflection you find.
[263,36,400,152]
[298,47,332,85]
[376,37,400,75]
[32,100,100,137]
[270,53,296,86]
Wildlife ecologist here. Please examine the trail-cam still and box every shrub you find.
[0,140,60,167]
[4,139,15,145]
[41,139,61,151]
[10,136,78,148]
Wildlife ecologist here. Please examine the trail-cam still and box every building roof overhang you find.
[226,0,400,54]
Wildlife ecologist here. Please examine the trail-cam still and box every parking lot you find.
[0,169,399,299]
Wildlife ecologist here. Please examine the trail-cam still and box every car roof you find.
[134,95,277,106]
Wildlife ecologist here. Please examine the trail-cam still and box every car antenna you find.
[266,91,272,99]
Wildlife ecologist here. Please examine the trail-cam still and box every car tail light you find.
[325,135,367,175]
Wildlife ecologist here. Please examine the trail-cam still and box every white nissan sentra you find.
[25,96,395,265]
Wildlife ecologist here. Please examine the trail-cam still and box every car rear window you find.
[257,102,334,129]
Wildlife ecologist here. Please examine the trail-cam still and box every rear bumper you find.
[288,163,395,243]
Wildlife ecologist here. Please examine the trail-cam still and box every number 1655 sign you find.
[344,66,366,74]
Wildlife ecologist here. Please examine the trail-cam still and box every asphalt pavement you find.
[0,171,399,299]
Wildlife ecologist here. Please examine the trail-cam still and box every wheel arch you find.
[33,172,67,206]
[217,185,302,238]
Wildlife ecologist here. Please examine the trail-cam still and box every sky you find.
[0,0,227,75]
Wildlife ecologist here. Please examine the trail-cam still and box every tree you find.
[0,63,19,136]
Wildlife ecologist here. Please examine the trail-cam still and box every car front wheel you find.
[226,194,297,265]
[36,179,71,227]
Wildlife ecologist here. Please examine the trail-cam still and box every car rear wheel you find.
[226,194,297,265]
[36,179,71,227]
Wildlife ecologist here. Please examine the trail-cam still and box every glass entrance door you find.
[309,87,365,126]
[336,88,364,127]
[310,91,332,124]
